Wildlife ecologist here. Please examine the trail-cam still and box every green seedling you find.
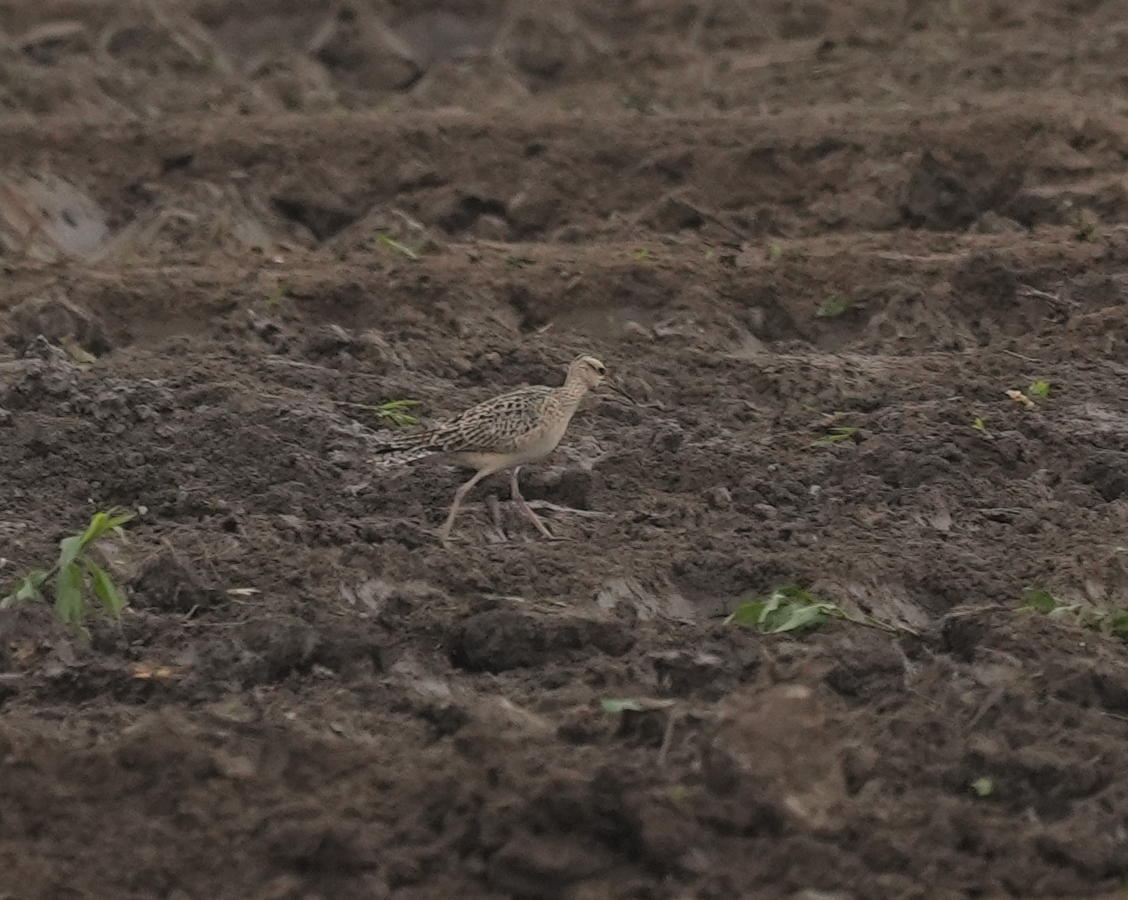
[335,398,422,427]
[1028,380,1051,400]
[601,697,676,713]
[1020,588,1128,640]
[972,417,989,433]
[367,399,421,427]
[60,335,97,364]
[816,295,852,318]
[377,234,420,260]
[727,585,917,636]
[1020,587,1060,613]
[2,509,133,632]
[1072,209,1100,243]
[971,777,994,798]
[1106,610,1128,639]
[811,425,859,447]
[632,248,654,261]
[768,243,783,261]
[727,586,835,634]
[373,399,421,427]
[265,278,293,310]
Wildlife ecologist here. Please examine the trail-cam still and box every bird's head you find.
[569,354,608,389]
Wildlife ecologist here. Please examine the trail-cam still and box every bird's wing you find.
[429,386,554,454]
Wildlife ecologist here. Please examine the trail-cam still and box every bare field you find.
[3,2,1128,898]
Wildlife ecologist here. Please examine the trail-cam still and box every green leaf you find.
[375,399,422,428]
[601,698,676,713]
[79,512,110,545]
[811,426,859,447]
[377,234,419,260]
[727,599,770,627]
[1105,610,1128,640]
[774,585,818,603]
[770,603,832,633]
[57,534,84,572]
[971,777,994,797]
[54,561,85,628]
[86,560,127,616]
[726,587,832,634]
[1021,588,1058,613]
[815,295,852,318]
[79,510,134,546]
[2,570,49,607]
[1028,380,1051,400]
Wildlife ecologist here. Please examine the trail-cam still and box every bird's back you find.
[433,385,557,454]
[372,384,559,466]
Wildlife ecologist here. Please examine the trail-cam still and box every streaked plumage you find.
[374,354,611,544]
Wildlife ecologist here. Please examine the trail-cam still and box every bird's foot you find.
[524,500,609,519]
[513,497,562,541]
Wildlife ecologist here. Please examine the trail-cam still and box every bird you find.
[372,354,617,545]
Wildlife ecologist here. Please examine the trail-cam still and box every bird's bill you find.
[604,379,638,404]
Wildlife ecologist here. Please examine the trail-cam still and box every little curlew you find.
[373,355,617,545]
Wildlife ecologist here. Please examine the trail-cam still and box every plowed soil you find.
[4,2,1128,898]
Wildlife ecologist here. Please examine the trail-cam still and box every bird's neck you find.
[557,377,590,408]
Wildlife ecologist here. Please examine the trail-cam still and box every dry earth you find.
[3,1,1128,898]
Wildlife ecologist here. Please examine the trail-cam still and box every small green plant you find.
[972,416,989,433]
[811,425,859,447]
[970,777,995,798]
[373,399,421,427]
[2,510,133,631]
[1020,587,1059,613]
[816,295,852,318]
[768,243,783,261]
[265,278,293,310]
[335,398,422,427]
[726,586,917,636]
[600,697,676,713]
[1020,588,1128,640]
[632,247,654,261]
[377,234,420,260]
[726,586,835,633]
[1072,209,1100,243]
[1028,380,1051,400]
[343,400,417,427]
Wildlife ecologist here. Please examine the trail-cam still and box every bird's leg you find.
[510,466,557,540]
[485,494,508,543]
[439,468,491,546]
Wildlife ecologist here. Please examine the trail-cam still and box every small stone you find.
[212,750,256,780]
[706,486,733,509]
[469,214,510,241]
[9,295,106,353]
[650,425,684,453]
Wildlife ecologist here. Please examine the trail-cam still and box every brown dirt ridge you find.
[3,1,1128,898]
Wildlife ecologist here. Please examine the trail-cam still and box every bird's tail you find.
[371,431,442,468]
